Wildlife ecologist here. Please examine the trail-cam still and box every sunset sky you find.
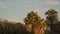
[0,0,60,23]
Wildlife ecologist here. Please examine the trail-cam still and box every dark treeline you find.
[0,9,60,34]
[0,21,32,34]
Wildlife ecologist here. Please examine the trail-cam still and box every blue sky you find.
[0,0,60,23]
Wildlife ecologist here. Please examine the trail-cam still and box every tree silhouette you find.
[24,11,47,34]
[45,9,60,34]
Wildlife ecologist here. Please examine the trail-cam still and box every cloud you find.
[0,2,8,8]
[37,0,59,6]
[44,0,59,5]
[34,0,39,2]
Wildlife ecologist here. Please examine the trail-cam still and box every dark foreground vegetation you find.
[0,21,32,34]
[0,9,60,34]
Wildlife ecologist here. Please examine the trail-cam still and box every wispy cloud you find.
[36,0,59,6]
[34,0,39,2]
[0,2,8,8]
[44,0,59,5]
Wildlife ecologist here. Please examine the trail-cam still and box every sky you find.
[0,0,60,23]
